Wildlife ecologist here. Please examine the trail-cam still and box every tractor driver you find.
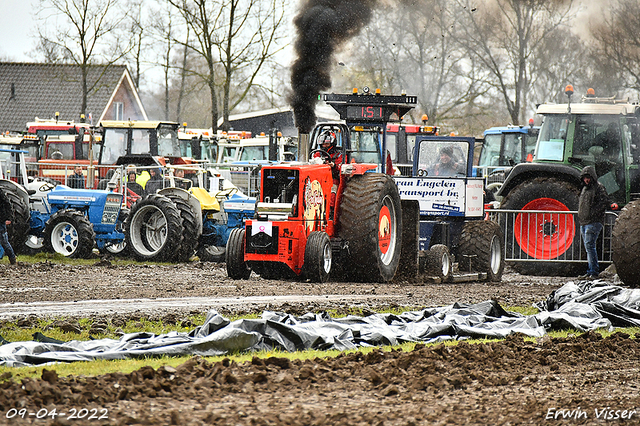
[312,130,344,218]
[433,145,464,176]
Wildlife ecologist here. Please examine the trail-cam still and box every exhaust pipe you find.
[298,132,309,163]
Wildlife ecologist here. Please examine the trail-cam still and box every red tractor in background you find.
[226,91,416,282]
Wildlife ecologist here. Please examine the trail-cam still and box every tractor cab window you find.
[240,146,268,161]
[502,133,525,164]
[406,135,416,162]
[157,125,180,157]
[479,134,502,166]
[386,133,397,162]
[537,115,569,161]
[417,140,468,177]
[102,128,127,164]
[627,122,640,163]
[201,140,218,162]
[47,142,74,160]
[570,115,621,163]
[219,145,238,163]
[130,129,150,154]
[349,128,381,164]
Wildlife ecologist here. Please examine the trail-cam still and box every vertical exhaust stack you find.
[298,132,310,162]
[289,0,378,136]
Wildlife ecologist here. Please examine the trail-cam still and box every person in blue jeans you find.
[0,187,17,265]
[577,166,613,279]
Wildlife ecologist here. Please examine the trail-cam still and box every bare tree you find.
[451,0,577,125]
[590,0,640,96]
[36,0,131,117]
[168,0,287,132]
[124,0,145,88]
[530,26,592,106]
[335,0,496,133]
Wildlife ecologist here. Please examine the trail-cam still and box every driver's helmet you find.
[319,130,337,148]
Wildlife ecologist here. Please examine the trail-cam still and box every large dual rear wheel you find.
[126,194,184,262]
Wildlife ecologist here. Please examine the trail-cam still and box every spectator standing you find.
[68,166,85,189]
[578,166,614,279]
[0,188,17,265]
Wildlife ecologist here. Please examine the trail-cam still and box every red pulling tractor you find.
[226,91,504,283]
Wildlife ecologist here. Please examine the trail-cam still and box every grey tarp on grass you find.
[1,280,638,367]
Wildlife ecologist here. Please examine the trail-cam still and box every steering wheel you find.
[216,187,239,200]
[309,149,332,163]
[38,181,56,192]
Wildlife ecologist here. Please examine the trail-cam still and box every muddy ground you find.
[0,261,636,425]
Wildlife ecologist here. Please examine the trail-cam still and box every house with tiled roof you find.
[0,62,147,133]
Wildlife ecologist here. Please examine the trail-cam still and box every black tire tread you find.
[303,231,331,283]
[337,173,402,282]
[166,195,199,262]
[4,189,30,253]
[612,199,640,287]
[226,228,251,279]
[458,220,505,281]
[425,244,452,280]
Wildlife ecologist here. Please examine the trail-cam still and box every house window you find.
[114,102,124,120]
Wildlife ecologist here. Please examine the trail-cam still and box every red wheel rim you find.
[378,205,392,255]
[514,197,575,259]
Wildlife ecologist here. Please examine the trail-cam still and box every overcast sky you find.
[0,0,605,64]
[0,0,38,61]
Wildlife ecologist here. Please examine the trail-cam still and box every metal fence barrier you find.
[487,209,617,264]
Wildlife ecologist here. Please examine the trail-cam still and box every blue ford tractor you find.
[0,148,124,259]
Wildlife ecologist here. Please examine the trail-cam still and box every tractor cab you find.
[499,86,640,207]
[99,120,182,167]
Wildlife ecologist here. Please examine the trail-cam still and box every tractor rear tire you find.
[303,231,332,283]
[458,220,505,281]
[44,209,95,258]
[126,194,184,262]
[166,195,199,262]
[612,199,640,287]
[420,244,453,281]
[226,228,251,279]
[4,188,30,253]
[500,177,581,276]
[337,173,402,282]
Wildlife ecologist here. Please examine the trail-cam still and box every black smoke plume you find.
[289,0,378,133]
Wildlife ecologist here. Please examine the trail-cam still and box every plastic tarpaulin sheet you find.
[1,280,639,367]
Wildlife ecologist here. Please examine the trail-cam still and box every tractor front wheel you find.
[226,228,251,279]
[337,173,402,282]
[303,231,332,283]
[420,244,453,281]
[44,209,95,258]
[458,220,505,281]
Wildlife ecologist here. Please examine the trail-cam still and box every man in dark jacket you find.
[0,187,17,265]
[68,166,85,189]
[578,166,611,279]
